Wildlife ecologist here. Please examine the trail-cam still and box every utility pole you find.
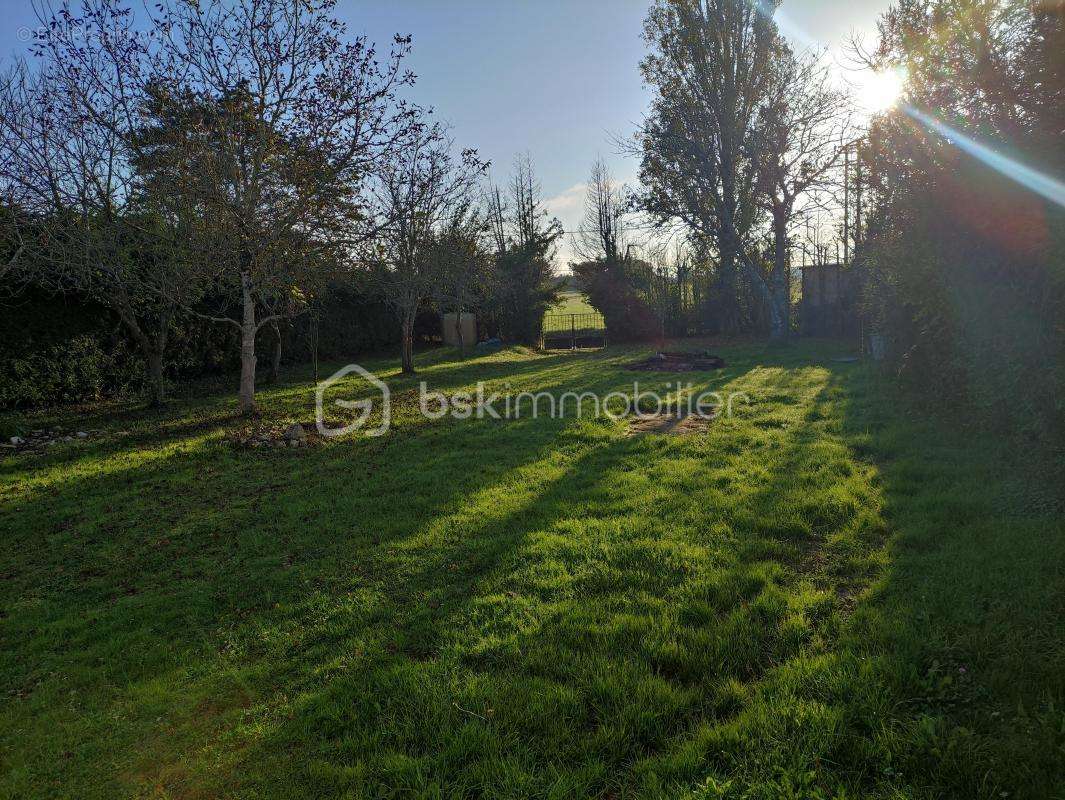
[843,143,850,266]
[854,139,863,252]
[804,217,811,267]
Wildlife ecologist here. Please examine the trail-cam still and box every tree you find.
[489,155,563,344]
[573,255,662,343]
[6,0,419,414]
[859,0,1064,433]
[570,158,659,341]
[754,49,853,339]
[0,55,192,405]
[574,158,628,264]
[431,210,493,358]
[369,126,486,374]
[635,0,784,334]
[141,1,419,413]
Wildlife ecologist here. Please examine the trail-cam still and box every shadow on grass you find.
[193,355,897,797]
[0,340,872,798]
[7,340,1059,798]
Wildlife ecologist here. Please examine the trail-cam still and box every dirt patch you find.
[628,412,713,437]
[627,351,726,372]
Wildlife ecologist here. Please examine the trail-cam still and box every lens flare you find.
[859,66,907,113]
[903,105,1065,209]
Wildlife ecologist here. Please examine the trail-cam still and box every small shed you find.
[800,263,856,337]
[442,312,477,347]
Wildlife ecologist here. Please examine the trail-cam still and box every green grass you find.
[1,340,1062,799]
[548,290,596,316]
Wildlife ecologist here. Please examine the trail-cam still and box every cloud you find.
[542,183,587,272]
[541,170,641,272]
[543,182,587,219]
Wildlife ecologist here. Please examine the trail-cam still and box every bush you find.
[572,258,662,342]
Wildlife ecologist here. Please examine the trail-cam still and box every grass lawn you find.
[1,340,1063,799]
[548,290,597,316]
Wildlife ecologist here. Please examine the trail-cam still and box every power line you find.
[557,224,671,236]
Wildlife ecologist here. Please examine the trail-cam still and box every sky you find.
[0,0,894,266]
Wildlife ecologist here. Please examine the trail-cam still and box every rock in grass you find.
[283,423,306,442]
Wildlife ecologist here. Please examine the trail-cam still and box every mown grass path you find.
[1,341,1062,798]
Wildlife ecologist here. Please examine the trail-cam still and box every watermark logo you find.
[316,364,390,438]
[316,364,749,437]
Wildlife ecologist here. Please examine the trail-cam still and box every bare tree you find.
[486,184,509,256]
[3,0,418,414]
[0,56,192,405]
[754,50,853,339]
[369,127,486,374]
[575,158,628,264]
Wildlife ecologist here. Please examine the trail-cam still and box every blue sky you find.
[0,0,893,263]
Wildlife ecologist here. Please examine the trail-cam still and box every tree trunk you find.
[146,349,166,407]
[239,273,258,415]
[401,308,416,375]
[769,210,791,342]
[716,236,740,334]
[311,312,320,384]
[735,249,776,341]
[115,303,168,407]
[269,319,282,384]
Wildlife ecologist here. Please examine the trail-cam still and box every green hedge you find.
[0,284,409,409]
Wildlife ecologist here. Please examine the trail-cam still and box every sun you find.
[858,66,908,113]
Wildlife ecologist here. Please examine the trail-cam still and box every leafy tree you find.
[635,0,784,334]
[431,210,494,358]
[572,256,661,343]
[0,56,193,405]
[861,0,1064,433]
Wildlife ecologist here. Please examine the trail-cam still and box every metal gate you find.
[541,312,607,350]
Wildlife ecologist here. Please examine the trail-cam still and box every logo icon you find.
[315,364,390,438]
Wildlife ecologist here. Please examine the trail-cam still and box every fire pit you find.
[626,351,726,372]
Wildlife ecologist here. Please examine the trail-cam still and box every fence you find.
[541,312,607,350]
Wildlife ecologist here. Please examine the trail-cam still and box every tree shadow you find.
[17,340,1051,798]
[193,354,891,797]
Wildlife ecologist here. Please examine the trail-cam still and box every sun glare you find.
[859,66,907,113]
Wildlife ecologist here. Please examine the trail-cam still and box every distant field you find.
[548,290,596,316]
